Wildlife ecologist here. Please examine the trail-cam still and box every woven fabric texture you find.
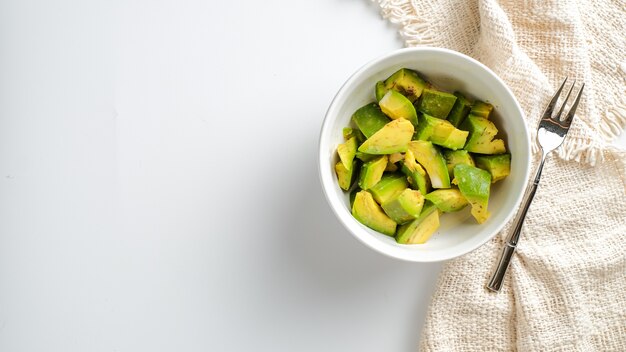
[373,0,626,350]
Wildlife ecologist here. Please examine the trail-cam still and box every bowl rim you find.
[318,47,531,262]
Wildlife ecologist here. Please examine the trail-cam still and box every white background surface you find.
[1,1,624,351]
[0,1,443,351]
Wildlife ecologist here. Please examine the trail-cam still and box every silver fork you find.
[487,78,584,292]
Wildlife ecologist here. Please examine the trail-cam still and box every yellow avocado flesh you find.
[401,149,431,195]
[382,188,424,224]
[379,90,419,127]
[443,150,475,179]
[474,154,511,183]
[383,68,428,103]
[335,160,357,191]
[415,113,468,150]
[358,155,388,190]
[337,137,357,170]
[368,173,408,204]
[395,203,440,244]
[407,141,451,189]
[453,164,491,224]
[424,188,468,212]
[461,115,506,154]
[358,118,414,155]
[470,101,493,118]
[352,191,397,236]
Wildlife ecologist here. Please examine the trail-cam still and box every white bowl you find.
[318,47,531,262]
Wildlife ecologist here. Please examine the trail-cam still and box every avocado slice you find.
[407,140,451,189]
[424,188,468,212]
[383,68,428,103]
[337,137,357,170]
[358,155,388,190]
[453,164,491,224]
[368,173,408,204]
[414,113,469,150]
[413,113,436,141]
[375,81,387,102]
[470,100,493,119]
[385,162,398,172]
[417,88,458,119]
[401,149,431,195]
[385,152,404,172]
[395,202,440,244]
[335,160,358,191]
[352,191,397,236]
[382,188,425,224]
[447,92,472,127]
[355,151,377,162]
[342,127,365,144]
[352,103,391,138]
[474,153,511,183]
[388,152,404,164]
[358,118,414,155]
[379,90,419,127]
[439,129,468,150]
[460,115,506,154]
[443,149,475,179]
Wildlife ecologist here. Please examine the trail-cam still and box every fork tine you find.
[542,77,568,120]
[554,79,576,121]
[562,83,584,127]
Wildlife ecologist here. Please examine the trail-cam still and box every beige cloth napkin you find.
[373,0,626,350]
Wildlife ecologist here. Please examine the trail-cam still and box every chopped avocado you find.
[335,160,358,191]
[407,141,451,189]
[395,202,440,244]
[352,191,397,236]
[474,153,511,183]
[385,162,398,172]
[337,137,357,170]
[440,129,468,150]
[358,118,414,155]
[368,173,408,204]
[385,152,404,172]
[413,115,435,141]
[414,113,468,150]
[355,151,377,162]
[334,68,513,242]
[470,100,493,118]
[401,149,431,195]
[383,68,428,103]
[461,115,506,154]
[388,152,404,164]
[453,164,491,224]
[342,127,365,144]
[379,90,419,127]
[352,103,391,138]
[447,92,472,127]
[358,155,388,190]
[342,127,352,141]
[417,89,458,119]
[424,188,468,212]
[443,149,475,179]
[375,81,387,102]
[382,188,425,224]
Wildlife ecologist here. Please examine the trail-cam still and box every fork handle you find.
[486,155,546,292]
[487,244,516,291]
